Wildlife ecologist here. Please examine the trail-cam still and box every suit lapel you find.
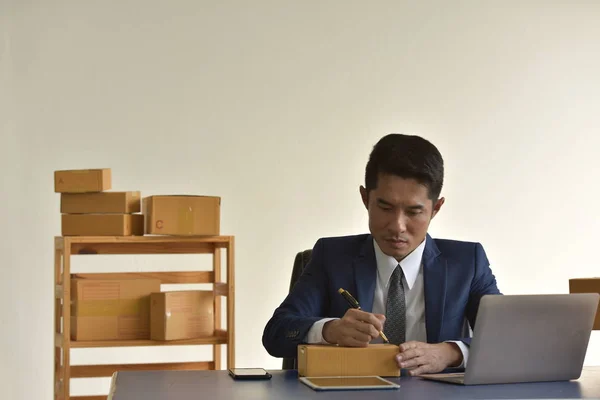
[351,234,447,342]
[423,234,447,343]
[353,235,377,312]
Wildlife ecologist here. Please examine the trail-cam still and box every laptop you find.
[420,293,599,385]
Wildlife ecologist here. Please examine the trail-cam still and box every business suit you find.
[262,233,501,359]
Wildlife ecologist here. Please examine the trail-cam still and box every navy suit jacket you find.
[262,233,501,358]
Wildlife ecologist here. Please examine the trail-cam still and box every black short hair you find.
[365,133,444,201]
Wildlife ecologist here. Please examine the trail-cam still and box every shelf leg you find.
[213,247,222,370]
[227,237,235,369]
[62,240,72,400]
[55,247,62,400]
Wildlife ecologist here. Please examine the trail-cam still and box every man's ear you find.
[431,197,445,219]
[359,186,369,209]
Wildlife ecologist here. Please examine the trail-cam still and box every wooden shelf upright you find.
[54,235,235,400]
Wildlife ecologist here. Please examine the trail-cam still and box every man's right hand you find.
[322,309,386,347]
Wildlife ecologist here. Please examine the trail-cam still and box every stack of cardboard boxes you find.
[69,278,216,341]
[55,168,144,236]
[143,194,221,341]
[55,168,221,342]
[70,278,161,341]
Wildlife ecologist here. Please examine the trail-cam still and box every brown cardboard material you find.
[297,344,400,377]
[62,214,144,236]
[54,168,111,193]
[569,278,600,330]
[71,278,161,341]
[143,195,220,236]
[150,291,215,340]
[61,191,141,214]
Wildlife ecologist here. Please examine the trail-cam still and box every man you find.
[262,133,501,375]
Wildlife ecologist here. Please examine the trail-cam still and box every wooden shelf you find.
[69,331,228,348]
[54,235,235,400]
[71,272,216,284]
[71,362,214,378]
[56,235,231,255]
[56,235,232,244]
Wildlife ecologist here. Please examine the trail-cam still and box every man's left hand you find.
[395,341,463,376]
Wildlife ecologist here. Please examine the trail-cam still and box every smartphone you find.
[228,368,272,380]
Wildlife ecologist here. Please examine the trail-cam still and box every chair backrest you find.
[282,249,312,370]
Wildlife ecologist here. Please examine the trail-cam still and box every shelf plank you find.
[70,241,215,255]
[73,271,215,284]
[60,235,233,255]
[71,361,214,378]
[61,235,232,244]
[70,331,227,348]
[63,235,233,243]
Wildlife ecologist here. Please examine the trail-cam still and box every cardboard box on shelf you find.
[54,168,111,193]
[71,278,161,341]
[150,291,215,341]
[143,195,220,236]
[297,344,400,377]
[61,214,144,236]
[569,278,600,330]
[61,191,141,214]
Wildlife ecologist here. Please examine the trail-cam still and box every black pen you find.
[338,288,390,343]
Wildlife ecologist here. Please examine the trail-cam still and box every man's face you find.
[360,173,444,261]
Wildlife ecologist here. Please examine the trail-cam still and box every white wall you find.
[2,1,600,398]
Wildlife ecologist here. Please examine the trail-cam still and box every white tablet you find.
[299,376,400,391]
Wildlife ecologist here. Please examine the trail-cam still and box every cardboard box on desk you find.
[150,291,214,340]
[54,168,111,193]
[61,191,141,214]
[71,278,161,341]
[297,344,400,377]
[143,195,220,236]
[62,214,144,236]
[569,278,600,330]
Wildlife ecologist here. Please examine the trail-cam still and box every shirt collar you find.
[373,238,426,290]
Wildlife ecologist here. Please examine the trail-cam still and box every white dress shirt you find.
[305,238,469,368]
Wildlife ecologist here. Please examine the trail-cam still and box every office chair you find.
[282,249,312,370]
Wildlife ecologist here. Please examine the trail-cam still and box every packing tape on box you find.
[178,208,196,233]
[72,299,149,317]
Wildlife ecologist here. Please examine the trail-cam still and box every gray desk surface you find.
[110,367,600,400]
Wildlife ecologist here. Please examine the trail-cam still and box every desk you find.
[110,367,600,400]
